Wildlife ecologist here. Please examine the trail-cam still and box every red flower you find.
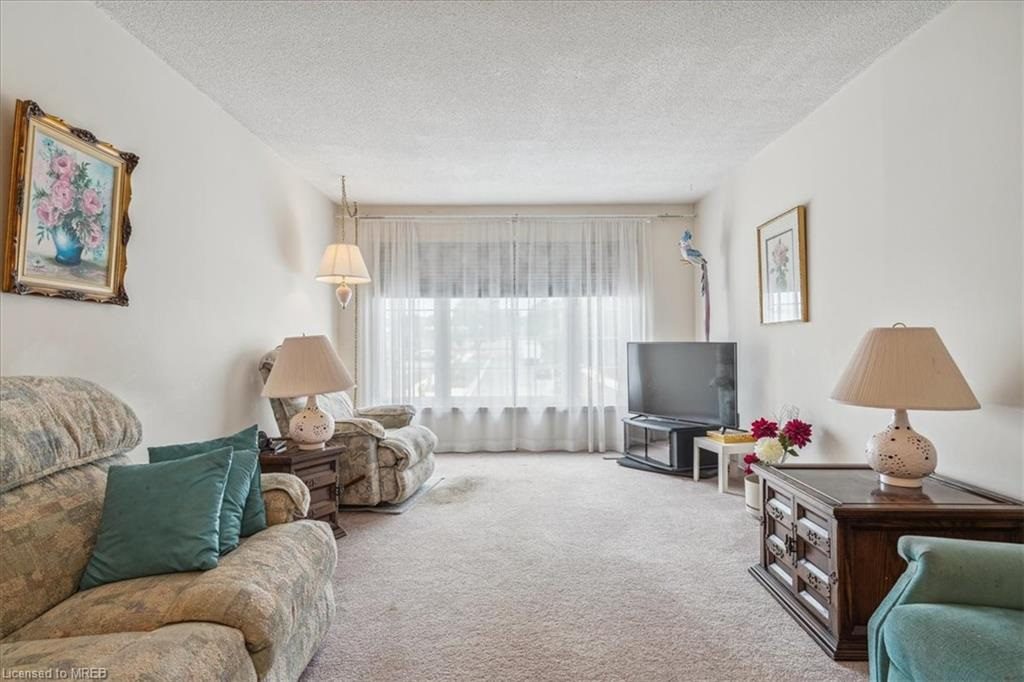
[742,453,759,475]
[782,419,813,449]
[750,418,778,439]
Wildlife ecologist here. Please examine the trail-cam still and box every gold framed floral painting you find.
[757,205,808,324]
[3,99,138,305]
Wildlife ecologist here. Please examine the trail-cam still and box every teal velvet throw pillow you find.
[149,425,267,543]
[79,447,234,591]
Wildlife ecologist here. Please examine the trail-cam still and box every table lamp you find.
[261,335,355,450]
[830,324,979,487]
[316,243,371,308]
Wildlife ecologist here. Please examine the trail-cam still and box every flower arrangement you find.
[32,139,108,258]
[742,416,813,475]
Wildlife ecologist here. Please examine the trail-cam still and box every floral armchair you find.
[259,348,437,506]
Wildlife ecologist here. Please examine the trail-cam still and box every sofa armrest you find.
[895,535,1024,609]
[357,404,416,429]
[868,536,1024,682]
[261,473,311,526]
[332,418,386,440]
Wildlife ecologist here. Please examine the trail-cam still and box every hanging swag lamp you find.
[317,176,371,308]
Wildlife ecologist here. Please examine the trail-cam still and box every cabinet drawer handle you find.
[785,535,797,555]
[798,518,832,554]
[805,528,831,554]
[768,504,785,522]
[804,568,831,599]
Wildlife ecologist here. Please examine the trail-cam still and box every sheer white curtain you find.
[357,217,649,452]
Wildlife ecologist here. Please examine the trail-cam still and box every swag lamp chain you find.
[338,175,359,243]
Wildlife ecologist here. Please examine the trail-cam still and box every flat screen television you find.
[627,342,738,428]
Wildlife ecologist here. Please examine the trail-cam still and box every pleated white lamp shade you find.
[261,335,354,399]
[830,326,979,411]
[316,244,371,284]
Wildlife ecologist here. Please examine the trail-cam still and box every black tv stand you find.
[618,415,719,477]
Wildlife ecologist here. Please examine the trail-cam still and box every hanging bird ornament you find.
[679,230,711,342]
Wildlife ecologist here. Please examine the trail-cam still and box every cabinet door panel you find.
[766,527,795,569]
[309,500,336,519]
[799,538,831,577]
[296,460,334,478]
[302,470,338,489]
[797,515,832,556]
[798,558,832,601]
[764,484,793,528]
[767,559,795,591]
[792,494,836,633]
[798,586,831,624]
[765,533,788,563]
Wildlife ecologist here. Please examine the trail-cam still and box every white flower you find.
[755,437,786,464]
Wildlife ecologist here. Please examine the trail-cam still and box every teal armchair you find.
[869,536,1024,682]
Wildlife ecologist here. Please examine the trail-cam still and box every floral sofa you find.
[260,348,437,506]
[0,377,337,681]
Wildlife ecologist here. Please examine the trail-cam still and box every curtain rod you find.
[356,213,695,221]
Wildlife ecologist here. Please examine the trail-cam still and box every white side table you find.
[692,436,756,493]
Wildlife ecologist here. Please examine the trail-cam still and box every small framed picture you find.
[757,205,808,324]
[3,99,138,306]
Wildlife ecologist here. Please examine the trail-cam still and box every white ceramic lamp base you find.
[289,395,336,450]
[335,282,353,308]
[865,409,936,488]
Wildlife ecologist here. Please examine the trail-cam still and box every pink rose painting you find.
[6,99,136,306]
[25,131,116,284]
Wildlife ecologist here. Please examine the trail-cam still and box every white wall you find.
[338,204,698,396]
[0,1,336,459]
[695,1,1023,497]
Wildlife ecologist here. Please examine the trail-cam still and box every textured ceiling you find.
[97,1,948,204]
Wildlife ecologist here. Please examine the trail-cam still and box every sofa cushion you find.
[79,448,235,590]
[882,603,1024,681]
[5,520,337,677]
[378,425,439,469]
[0,455,128,639]
[151,442,259,554]
[0,377,141,493]
[0,623,256,682]
[149,425,266,538]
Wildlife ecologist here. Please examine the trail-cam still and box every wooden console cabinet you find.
[750,464,1023,661]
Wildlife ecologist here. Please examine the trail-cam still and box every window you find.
[384,295,624,408]
[358,218,649,452]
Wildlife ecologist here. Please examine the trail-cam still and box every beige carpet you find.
[303,453,869,681]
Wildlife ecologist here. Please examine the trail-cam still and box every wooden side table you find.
[750,463,1023,660]
[692,436,755,493]
[259,443,345,538]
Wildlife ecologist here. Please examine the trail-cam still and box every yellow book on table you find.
[706,430,755,444]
